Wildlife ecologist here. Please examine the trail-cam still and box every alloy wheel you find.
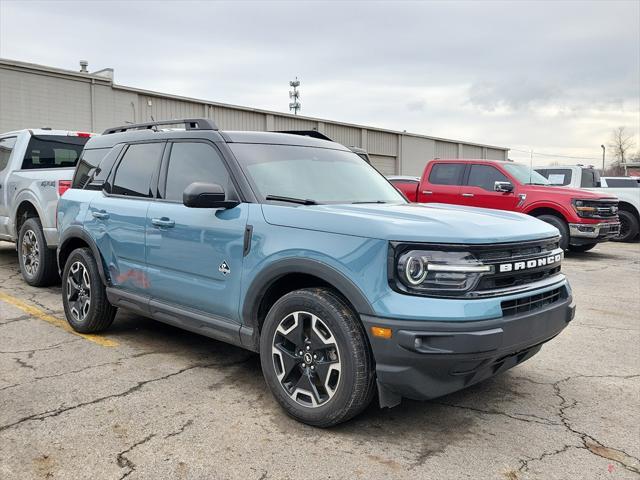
[271,311,341,408]
[66,261,92,322]
[21,230,40,277]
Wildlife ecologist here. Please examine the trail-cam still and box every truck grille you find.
[582,199,619,219]
[501,288,563,317]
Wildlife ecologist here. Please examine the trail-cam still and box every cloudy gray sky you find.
[1,0,638,165]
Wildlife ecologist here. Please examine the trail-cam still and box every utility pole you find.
[289,78,301,115]
[601,145,605,173]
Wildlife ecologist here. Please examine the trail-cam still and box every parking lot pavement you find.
[0,241,638,480]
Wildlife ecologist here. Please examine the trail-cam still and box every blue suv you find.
[57,118,575,426]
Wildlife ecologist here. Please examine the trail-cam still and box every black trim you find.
[243,225,253,256]
[57,227,110,285]
[103,118,218,135]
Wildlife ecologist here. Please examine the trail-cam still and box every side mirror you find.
[494,181,514,193]
[183,182,239,209]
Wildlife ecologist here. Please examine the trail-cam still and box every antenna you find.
[289,77,301,115]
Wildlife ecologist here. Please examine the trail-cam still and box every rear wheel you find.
[536,214,569,251]
[18,217,59,287]
[613,210,639,242]
[260,288,375,427]
[568,243,597,253]
[62,247,116,333]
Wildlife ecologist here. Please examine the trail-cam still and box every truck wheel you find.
[613,210,639,242]
[260,288,375,427]
[536,214,569,251]
[17,217,59,287]
[568,243,597,253]
[62,247,116,333]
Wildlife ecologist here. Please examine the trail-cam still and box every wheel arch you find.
[57,227,109,285]
[14,200,42,235]
[618,201,639,220]
[526,206,569,223]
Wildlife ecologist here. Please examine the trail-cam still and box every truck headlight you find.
[395,249,492,296]
[572,199,597,218]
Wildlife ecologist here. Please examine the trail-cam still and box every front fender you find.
[524,200,575,222]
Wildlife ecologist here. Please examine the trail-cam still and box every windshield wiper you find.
[351,200,388,204]
[265,195,318,205]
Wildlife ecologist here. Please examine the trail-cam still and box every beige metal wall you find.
[0,59,508,175]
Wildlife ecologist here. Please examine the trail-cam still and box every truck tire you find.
[17,217,59,287]
[62,247,117,333]
[568,243,597,253]
[613,210,639,242]
[536,214,569,251]
[260,288,375,427]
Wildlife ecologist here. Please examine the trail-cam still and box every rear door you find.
[145,140,248,322]
[420,162,465,204]
[460,164,520,211]
[85,142,165,296]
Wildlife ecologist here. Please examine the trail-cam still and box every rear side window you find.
[21,135,88,169]
[72,145,123,189]
[605,178,639,188]
[581,169,600,188]
[0,137,17,171]
[163,142,233,202]
[466,164,509,191]
[111,143,164,197]
[542,169,572,186]
[428,163,465,185]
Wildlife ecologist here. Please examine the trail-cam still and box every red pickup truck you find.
[389,159,620,252]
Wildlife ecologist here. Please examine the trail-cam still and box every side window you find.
[467,165,509,191]
[163,142,234,202]
[581,169,600,188]
[546,169,572,186]
[0,137,17,171]
[111,143,164,197]
[72,148,108,188]
[428,163,465,185]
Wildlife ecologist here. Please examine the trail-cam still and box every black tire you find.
[62,247,116,333]
[17,217,59,287]
[260,288,375,427]
[613,210,639,242]
[536,214,569,251]
[568,243,597,253]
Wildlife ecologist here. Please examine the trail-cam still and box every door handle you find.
[421,190,433,195]
[461,193,474,198]
[92,210,110,220]
[151,217,175,228]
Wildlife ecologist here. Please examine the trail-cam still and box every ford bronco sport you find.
[57,119,575,426]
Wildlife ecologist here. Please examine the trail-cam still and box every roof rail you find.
[103,118,218,135]
[274,130,334,142]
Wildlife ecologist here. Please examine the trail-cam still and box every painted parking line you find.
[0,291,118,347]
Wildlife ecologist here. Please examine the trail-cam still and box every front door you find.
[460,164,520,211]
[145,140,247,322]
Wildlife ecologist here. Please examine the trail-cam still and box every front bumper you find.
[569,221,620,243]
[362,292,575,406]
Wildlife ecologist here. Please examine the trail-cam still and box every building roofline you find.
[0,57,509,152]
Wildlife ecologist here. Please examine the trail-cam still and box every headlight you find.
[395,249,492,296]
[572,199,599,218]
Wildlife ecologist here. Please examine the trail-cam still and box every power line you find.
[509,147,601,161]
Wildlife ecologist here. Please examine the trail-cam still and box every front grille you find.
[581,199,619,219]
[501,288,563,317]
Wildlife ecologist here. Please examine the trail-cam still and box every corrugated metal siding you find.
[486,148,506,160]
[368,131,397,156]
[435,141,458,159]
[210,106,265,131]
[138,95,203,123]
[273,115,317,131]
[462,144,483,159]
[325,124,361,147]
[369,155,397,175]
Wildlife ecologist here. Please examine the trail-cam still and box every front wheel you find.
[536,214,569,251]
[260,288,375,427]
[613,210,639,242]
[17,217,59,287]
[568,243,597,253]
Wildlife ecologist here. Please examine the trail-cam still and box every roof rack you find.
[103,118,218,135]
[274,130,334,142]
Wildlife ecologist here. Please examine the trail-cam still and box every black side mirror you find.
[183,182,239,209]
[494,181,514,193]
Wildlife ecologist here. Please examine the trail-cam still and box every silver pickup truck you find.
[0,129,91,285]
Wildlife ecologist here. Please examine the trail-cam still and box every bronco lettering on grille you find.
[498,253,562,273]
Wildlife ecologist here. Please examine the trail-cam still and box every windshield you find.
[503,163,550,185]
[229,144,406,204]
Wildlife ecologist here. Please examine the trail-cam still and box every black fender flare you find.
[241,257,376,331]
[57,227,110,286]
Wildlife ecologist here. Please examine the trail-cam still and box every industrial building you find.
[0,58,509,175]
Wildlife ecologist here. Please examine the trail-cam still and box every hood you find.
[261,202,559,244]
[527,184,617,200]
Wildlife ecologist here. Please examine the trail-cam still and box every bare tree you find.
[608,126,636,164]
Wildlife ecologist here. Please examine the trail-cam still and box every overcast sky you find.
[1,0,638,165]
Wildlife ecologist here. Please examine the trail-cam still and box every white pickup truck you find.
[535,165,640,242]
[0,129,92,285]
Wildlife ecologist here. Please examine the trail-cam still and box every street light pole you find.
[601,145,605,172]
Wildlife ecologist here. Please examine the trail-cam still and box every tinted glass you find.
[540,168,572,185]
[164,142,232,202]
[581,169,600,188]
[72,148,109,188]
[21,135,88,169]
[428,163,465,185]
[467,164,510,191]
[0,137,17,171]
[604,178,640,188]
[111,143,164,197]
[229,144,405,204]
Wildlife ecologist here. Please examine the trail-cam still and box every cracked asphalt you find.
[0,240,638,480]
